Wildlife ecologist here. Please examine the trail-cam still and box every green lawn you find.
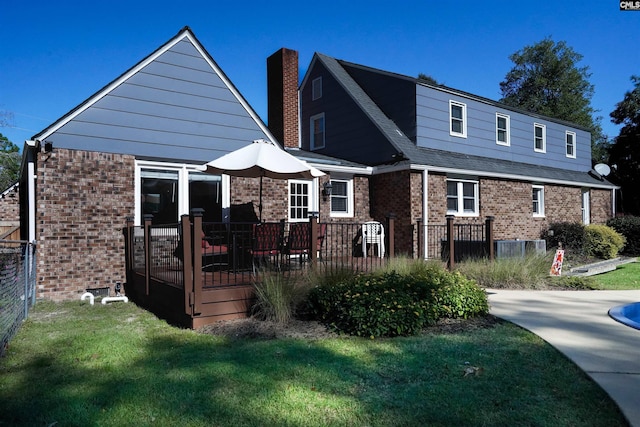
[0,300,627,427]
[591,260,640,290]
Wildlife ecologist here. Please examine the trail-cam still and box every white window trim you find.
[287,179,319,222]
[533,185,545,217]
[446,179,479,217]
[310,112,325,150]
[566,131,577,159]
[134,160,230,226]
[496,113,510,146]
[449,100,467,138]
[329,178,354,218]
[312,77,322,101]
[534,123,546,153]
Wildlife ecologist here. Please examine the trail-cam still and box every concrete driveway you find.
[488,289,640,427]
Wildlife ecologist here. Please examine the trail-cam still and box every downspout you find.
[25,140,37,244]
[422,168,429,259]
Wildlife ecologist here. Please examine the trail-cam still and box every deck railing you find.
[123,212,493,327]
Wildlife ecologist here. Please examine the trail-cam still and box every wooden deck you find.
[124,212,493,329]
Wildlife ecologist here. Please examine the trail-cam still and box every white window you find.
[289,180,311,221]
[329,179,353,217]
[312,77,322,100]
[496,113,510,146]
[135,161,226,226]
[532,185,545,217]
[566,131,576,158]
[449,101,467,138]
[310,113,325,149]
[446,179,478,216]
[534,123,546,153]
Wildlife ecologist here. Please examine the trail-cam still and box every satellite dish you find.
[594,163,611,177]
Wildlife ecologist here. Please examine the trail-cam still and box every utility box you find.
[495,240,546,258]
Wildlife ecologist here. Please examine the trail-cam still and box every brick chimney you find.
[267,48,299,148]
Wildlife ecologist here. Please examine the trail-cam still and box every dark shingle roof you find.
[312,53,615,189]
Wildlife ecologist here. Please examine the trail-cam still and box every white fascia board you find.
[308,162,373,175]
[410,163,618,190]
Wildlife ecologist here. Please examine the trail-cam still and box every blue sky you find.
[1,0,638,147]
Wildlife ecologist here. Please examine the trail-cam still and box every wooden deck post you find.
[181,214,193,316]
[485,216,495,261]
[124,217,134,276]
[446,215,455,271]
[191,208,204,315]
[143,214,153,296]
[309,212,318,268]
[387,213,395,258]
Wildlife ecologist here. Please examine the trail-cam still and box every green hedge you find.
[607,216,640,255]
[306,265,488,338]
[544,222,585,252]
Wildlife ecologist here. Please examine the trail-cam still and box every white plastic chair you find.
[362,221,385,258]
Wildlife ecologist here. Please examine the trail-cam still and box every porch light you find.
[322,181,333,201]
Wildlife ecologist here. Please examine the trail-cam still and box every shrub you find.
[584,224,626,260]
[607,216,640,255]
[252,271,310,323]
[306,265,488,338]
[430,273,490,319]
[456,254,551,289]
[544,222,585,252]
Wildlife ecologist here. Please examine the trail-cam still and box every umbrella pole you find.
[259,175,263,222]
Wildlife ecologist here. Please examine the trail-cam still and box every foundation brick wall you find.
[36,148,135,301]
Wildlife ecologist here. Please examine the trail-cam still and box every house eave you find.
[409,163,619,190]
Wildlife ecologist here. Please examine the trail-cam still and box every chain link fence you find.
[0,241,36,357]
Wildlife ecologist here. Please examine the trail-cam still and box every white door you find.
[582,189,590,225]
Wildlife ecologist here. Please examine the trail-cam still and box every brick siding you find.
[36,148,135,301]
[0,188,19,222]
[590,189,613,224]
[423,172,613,242]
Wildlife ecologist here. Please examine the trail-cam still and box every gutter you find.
[25,140,38,244]
[409,163,619,190]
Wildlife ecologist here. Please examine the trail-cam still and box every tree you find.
[0,133,21,192]
[417,73,440,86]
[609,76,640,214]
[499,38,603,163]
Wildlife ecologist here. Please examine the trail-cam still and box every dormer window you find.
[496,113,510,146]
[312,77,322,100]
[449,101,467,138]
[566,131,576,158]
[534,123,546,153]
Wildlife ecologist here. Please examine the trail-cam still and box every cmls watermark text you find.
[620,1,640,10]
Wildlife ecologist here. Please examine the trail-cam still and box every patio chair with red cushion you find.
[251,222,284,271]
[284,222,311,265]
[284,222,327,266]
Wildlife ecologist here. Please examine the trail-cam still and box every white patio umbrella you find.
[199,139,325,221]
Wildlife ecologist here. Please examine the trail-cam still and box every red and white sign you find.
[550,249,565,276]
